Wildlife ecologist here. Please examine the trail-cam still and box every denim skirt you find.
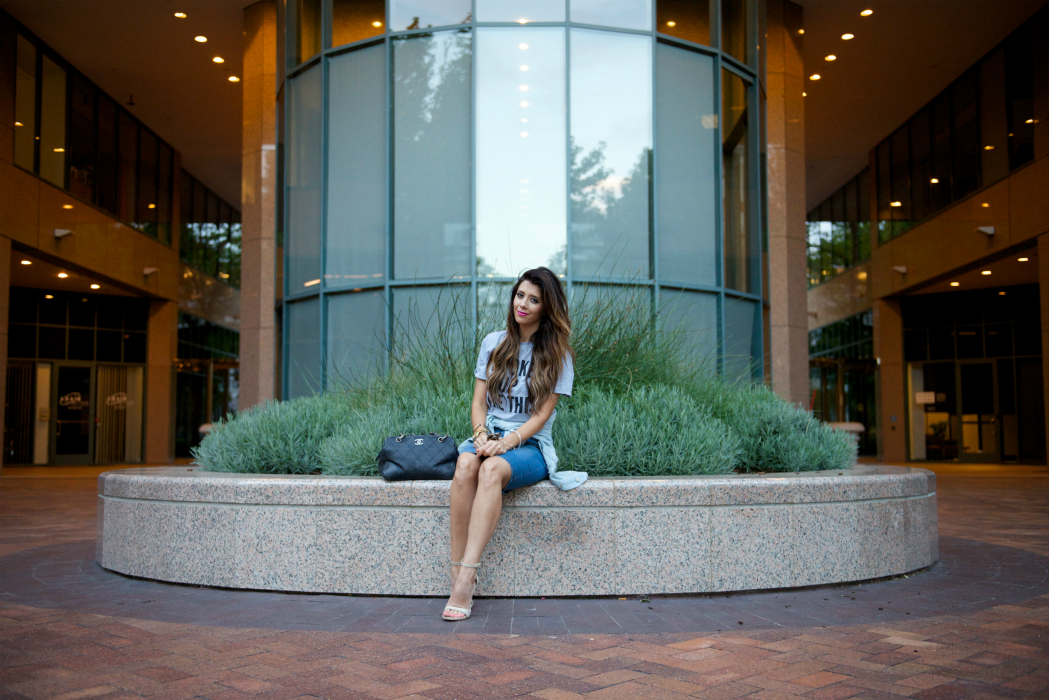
[461,437,548,492]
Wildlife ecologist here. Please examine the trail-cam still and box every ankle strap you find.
[461,562,480,569]
[450,560,462,565]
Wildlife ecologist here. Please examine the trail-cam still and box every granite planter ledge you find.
[97,465,937,597]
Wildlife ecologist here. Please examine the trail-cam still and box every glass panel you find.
[875,139,891,242]
[391,0,471,30]
[831,189,846,271]
[327,45,387,285]
[333,0,386,47]
[476,28,566,278]
[392,285,470,353]
[14,35,36,171]
[724,297,755,381]
[138,129,159,235]
[392,31,472,280]
[905,111,930,227]
[659,289,717,371]
[930,93,952,211]
[327,290,386,385]
[806,211,820,287]
[722,69,750,291]
[980,48,1009,187]
[1005,23,1036,171]
[118,111,138,223]
[294,0,321,63]
[721,0,748,64]
[889,125,910,237]
[818,200,831,284]
[287,66,323,292]
[656,43,716,287]
[844,177,858,267]
[39,56,66,187]
[570,29,652,280]
[571,0,652,30]
[477,0,564,23]
[157,143,173,244]
[96,96,119,215]
[657,0,710,45]
[287,296,320,397]
[857,168,871,261]
[56,367,91,456]
[69,76,96,202]
[952,69,980,199]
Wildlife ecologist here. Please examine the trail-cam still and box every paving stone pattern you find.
[1,468,1048,699]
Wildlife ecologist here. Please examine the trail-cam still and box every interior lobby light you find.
[45,294,54,299]
[148,203,156,209]
[90,284,100,289]
[520,131,529,137]
[981,202,990,207]
[798,29,804,34]
[1018,257,1029,262]
[62,204,73,209]
[861,9,873,16]
[950,282,960,287]
[842,33,854,40]
[890,201,901,207]
[174,12,187,18]
[14,121,22,126]
[825,55,836,61]
[520,101,529,107]
[54,147,65,152]
[229,76,241,82]
[809,74,820,80]
[1026,118,1038,124]
[981,270,992,275]
[57,273,68,278]
[20,260,31,265]
[213,56,224,63]
[667,21,676,27]
[1000,291,1006,295]
[517,18,528,24]
[195,36,207,43]
[930,178,939,183]
[372,21,382,27]
[519,43,528,49]
[520,65,529,71]
[984,145,994,150]
[802,92,807,97]
[519,85,529,91]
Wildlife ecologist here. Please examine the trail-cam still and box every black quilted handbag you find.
[377,433,458,481]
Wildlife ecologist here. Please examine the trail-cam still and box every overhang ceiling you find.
[797,0,1046,211]
[1,0,247,206]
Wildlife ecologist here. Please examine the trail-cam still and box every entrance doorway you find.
[959,361,997,462]
[53,364,94,464]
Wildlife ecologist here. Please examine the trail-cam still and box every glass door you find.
[51,364,94,464]
[959,361,998,462]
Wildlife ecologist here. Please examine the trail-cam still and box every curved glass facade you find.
[281,0,763,397]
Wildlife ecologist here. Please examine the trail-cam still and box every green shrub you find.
[193,284,855,476]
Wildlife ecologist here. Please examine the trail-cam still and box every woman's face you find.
[513,280,544,327]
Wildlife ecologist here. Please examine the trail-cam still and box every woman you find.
[443,267,587,621]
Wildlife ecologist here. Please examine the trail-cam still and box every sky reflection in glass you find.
[476,0,565,23]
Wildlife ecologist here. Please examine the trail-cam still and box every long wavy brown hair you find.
[486,267,573,415]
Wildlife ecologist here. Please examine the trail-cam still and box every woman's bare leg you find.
[449,452,481,583]
[446,457,511,616]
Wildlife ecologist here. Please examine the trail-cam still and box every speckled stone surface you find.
[98,465,937,596]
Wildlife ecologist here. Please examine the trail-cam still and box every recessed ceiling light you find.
[519,85,528,91]
[519,43,528,50]
[58,272,68,278]
[516,18,528,24]
[372,20,382,27]
[984,145,994,150]
[798,29,804,34]
[842,33,854,40]
[1026,118,1038,124]
[21,260,31,265]
[520,101,529,107]
[930,178,939,183]
[229,76,240,82]
[195,36,207,43]
[802,92,807,97]
[981,270,992,275]
[999,291,1006,295]
[981,202,990,207]
[1018,257,1029,262]
[54,147,65,152]
[520,65,529,71]
[950,282,960,287]
[45,294,54,299]
[213,56,224,63]
[825,55,837,61]
[861,9,873,16]
[148,203,156,209]
[521,131,529,138]
[174,12,187,18]
[14,121,22,126]
[890,201,901,207]
[667,21,676,27]
[90,284,100,289]
[62,204,73,209]
[809,74,821,80]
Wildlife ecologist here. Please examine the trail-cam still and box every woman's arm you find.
[475,393,560,457]
[471,378,491,450]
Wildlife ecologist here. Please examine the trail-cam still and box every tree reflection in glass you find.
[392,30,473,280]
[476,28,566,278]
[570,29,652,281]
[391,0,471,31]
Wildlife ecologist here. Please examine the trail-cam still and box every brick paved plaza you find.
[1,464,1047,700]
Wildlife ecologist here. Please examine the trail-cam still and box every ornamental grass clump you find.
[193,283,856,476]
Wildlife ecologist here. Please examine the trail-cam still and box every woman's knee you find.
[453,453,481,482]
[478,457,510,488]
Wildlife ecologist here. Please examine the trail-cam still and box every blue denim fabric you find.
[459,437,548,493]
[458,416,588,491]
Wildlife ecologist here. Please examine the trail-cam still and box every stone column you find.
[145,300,178,463]
[1038,233,1049,464]
[239,1,279,410]
[0,235,10,474]
[873,298,906,462]
[765,0,808,407]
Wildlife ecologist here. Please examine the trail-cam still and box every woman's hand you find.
[476,438,509,457]
[474,432,490,451]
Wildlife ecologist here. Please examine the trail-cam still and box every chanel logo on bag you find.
[415,438,424,445]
